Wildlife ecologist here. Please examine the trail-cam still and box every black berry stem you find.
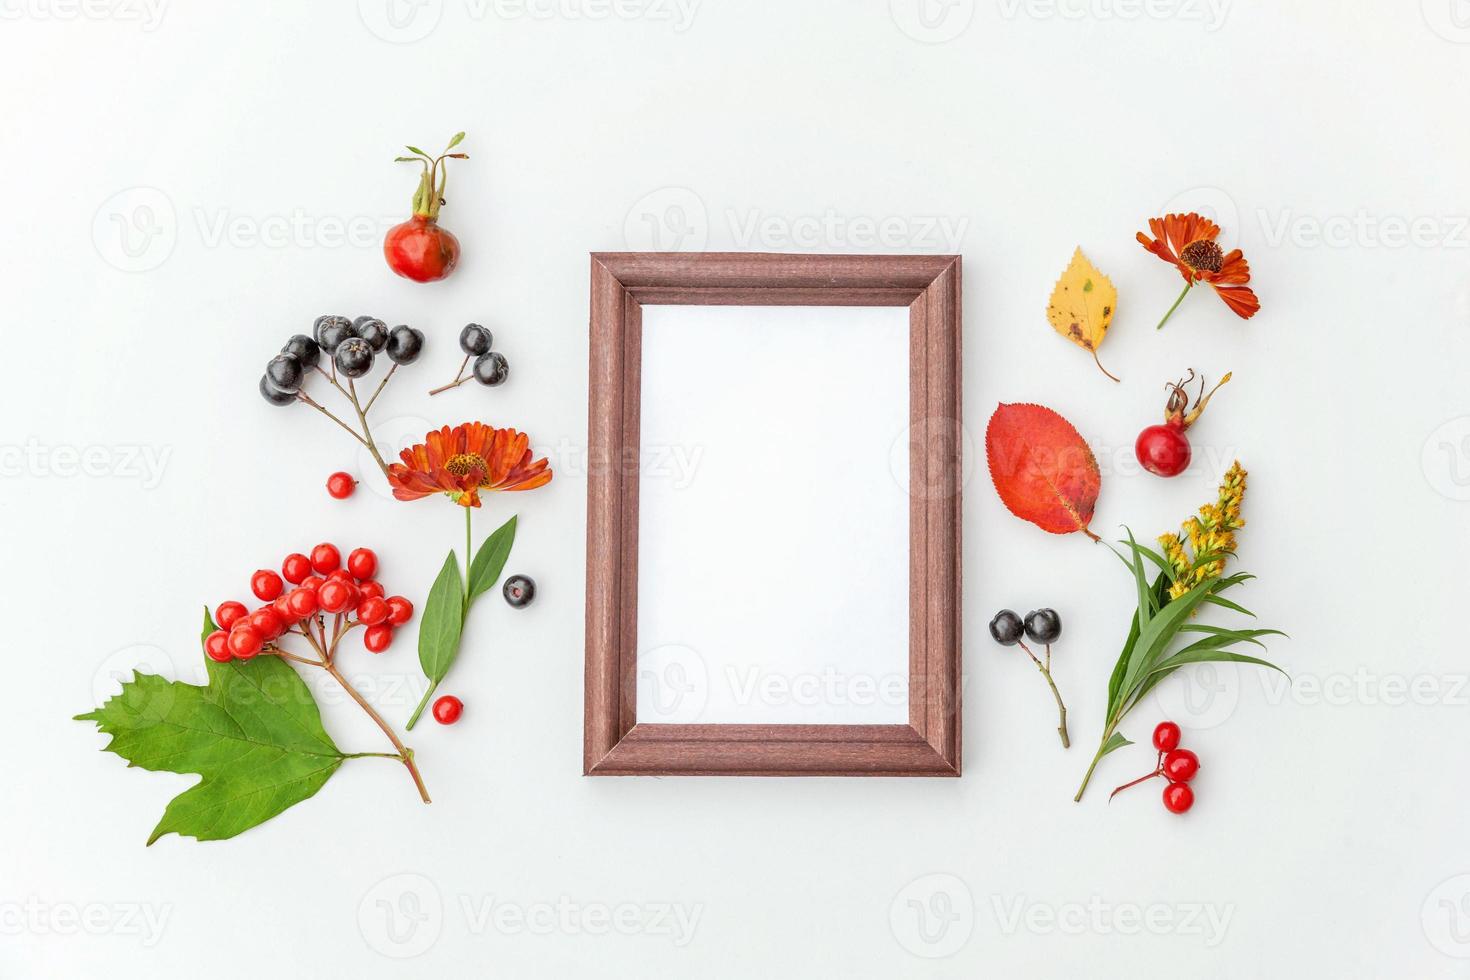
[428,355,472,396]
[363,363,397,413]
[346,378,391,480]
[1018,640,1069,749]
[296,392,369,447]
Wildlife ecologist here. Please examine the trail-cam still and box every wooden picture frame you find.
[584,252,962,776]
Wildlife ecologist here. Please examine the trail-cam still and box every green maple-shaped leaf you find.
[77,617,344,844]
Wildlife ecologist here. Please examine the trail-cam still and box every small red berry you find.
[247,607,285,641]
[300,575,325,593]
[1135,422,1191,478]
[310,543,341,574]
[363,623,394,653]
[318,579,354,614]
[272,595,294,620]
[326,471,357,499]
[1162,748,1199,783]
[1152,721,1182,753]
[432,695,463,724]
[386,596,414,625]
[281,553,313,584]
[250,569,284,601]
[228,626,263,659]
[1162,781,1194,814]
[327,568,355,583]
[215,601,248,631]
[358,579,385,600]
[286,587,319,619]
[357,596,390,626]
[347,547,377,580]
[204,630,232,663]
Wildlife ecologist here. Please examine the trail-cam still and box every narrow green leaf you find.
[1123,528,1155,627]
[1203,593,1255,617]
[1146,649,1287,683]
[1099,731,1133,758]
[417,550,465,685]
[405,145,429,157]
[467,515,517,603]
[446,131,465,149]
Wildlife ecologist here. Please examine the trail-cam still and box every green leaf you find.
[417,550,465,686]
[446,131,465,150]
[1203,593,1256,617]
[405,145,429,157]
[75,621,343,844]
[1149,648,1286,679]
[467,515,517,603]
[1123,528,1156,627]
[1099,731,1133,758]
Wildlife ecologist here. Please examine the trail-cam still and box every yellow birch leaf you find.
[1046,247,1120,382]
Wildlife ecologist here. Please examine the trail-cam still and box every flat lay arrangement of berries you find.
[1109,722,1201,814]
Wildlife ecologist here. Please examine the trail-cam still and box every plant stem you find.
[363,363,397,413]
[1018,641,1069,748]
[296,393,369,447]
[1074,722,1118,802]
[1091,348,1121,383]
[346,377,391,480]
[1155,281,1193,330]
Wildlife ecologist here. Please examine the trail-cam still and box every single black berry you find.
[314,315,355,353]
[334,337,374,379]
[988,609,1025,646]
[459,323,492,356]
[352,315,379,330]
[386,325,425,365]
[259,374,296,407]
[502,574,535,608]
[356,318,389,352]
[281,334,321,370]
[1023,608,1062,644]
[266,353,303,392]
[473,351,508,386]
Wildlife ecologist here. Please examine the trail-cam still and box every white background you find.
[3,1,1469,977]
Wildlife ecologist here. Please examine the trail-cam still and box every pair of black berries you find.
[988,608,1062,646]
[458,323,508,387]
[260,315,425,406]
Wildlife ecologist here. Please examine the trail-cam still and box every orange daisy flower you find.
[1137,212,1259,328]
[388,422,552,507]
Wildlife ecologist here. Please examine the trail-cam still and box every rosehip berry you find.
[228,626,263,659]
[251,569,284,601]
[215,601,248,631]
[1162,748,1199,783]
[1152,721,1182,753]
[386,596,414,625]
[358,580,385,600]
[356,596,390,626]
[432,695,463,724]
[204,630,232,663]
[327,472,356,499]
[1136,422,1191,478]
[247,608,285,641]
[318,579,354,614]
[363,623,394,653]
[347,547,377,580]
[286,587,319,619]
[281,553,313,585]
[1162,781,1195,814]
[310,543,341,574]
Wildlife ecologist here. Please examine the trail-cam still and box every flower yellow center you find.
[445,452,488,481]
[1180,239,1223,273]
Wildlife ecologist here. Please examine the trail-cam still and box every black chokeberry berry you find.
[356,318,389,352]
[386,325,425,365]
[473,351,508,386]
[988,609,1025,646]
[281,334,320,370]
[259,374,296,407]
[334,337,374,379]
[314,315,355,353]
[266,353,303,392]
[1023,608,1062,644]
[352,315,378,330]
[502,574,535,608]
[459,323,492,356]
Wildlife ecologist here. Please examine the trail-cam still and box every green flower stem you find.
[1018,641,1069,749]
[1155,281,1193,330]
[1074,720,1120,802]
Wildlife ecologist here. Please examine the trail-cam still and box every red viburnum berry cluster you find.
[1109,721,1201,814]
[204,544,415,664]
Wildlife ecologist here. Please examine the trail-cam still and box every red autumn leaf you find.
[985,403,1101,541]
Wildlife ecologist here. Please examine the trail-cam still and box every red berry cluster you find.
[204,544,414,663]
[1109,721,1201,814]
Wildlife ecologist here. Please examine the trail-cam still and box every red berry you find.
[272,595,294,620]
[300,575,325,593]
[286,587,319,619]
[247,607,285,641]
[386,596,414,625]
[204,630,232,663]
[327,568,355,583]
[228,626,263,659]
[318,579,354,614]
[250,569,284,601]
[1162,748,1199,783]
[1135,422,1191,478]
[357,596,390,626]
[358,579,385,600]
[281,553,313,584]
[347,547,377,580]
[326,471,357,499]
[310,543,341,574]
[431,695,463,724]
[1162,781,1195,814]
[215,601,248,630]
[363,623,394,653]
[1152,721,1182,753]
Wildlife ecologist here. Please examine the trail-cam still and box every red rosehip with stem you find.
[1135,370,1231,478]
[384,133,467,284]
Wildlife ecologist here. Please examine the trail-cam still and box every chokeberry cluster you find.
[204,544,416,664]
[429,323,509,395]
[1108,721,1201,814]
[989,606,1070,748]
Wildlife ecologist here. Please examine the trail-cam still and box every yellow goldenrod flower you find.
[1162,461,1248,601]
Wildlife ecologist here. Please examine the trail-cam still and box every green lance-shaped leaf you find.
[74,609,343,844]
[417,550,466,686]
[467,515,517,602]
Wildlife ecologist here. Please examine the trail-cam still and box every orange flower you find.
[388,422,552,507]
[1137,212,1259,328]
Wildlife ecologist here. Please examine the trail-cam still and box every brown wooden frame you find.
[585,252,962,776]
